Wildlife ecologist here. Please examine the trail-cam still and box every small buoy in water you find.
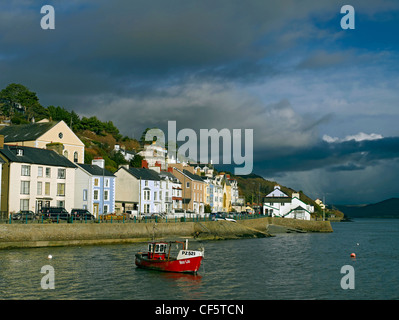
[356,243,359,246]
[350,253,356,258]
[48,254,53,259]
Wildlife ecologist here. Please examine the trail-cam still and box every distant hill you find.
[335,198,399,218]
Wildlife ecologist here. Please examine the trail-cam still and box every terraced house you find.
[0,143,76,214]
[114,166,163,215]
[75,158,116,218]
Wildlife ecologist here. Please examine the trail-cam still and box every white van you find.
[125,210,140,220]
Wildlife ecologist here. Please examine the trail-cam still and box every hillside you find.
[335,198,399,218]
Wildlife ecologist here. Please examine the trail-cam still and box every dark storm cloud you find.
[252,136,399,176]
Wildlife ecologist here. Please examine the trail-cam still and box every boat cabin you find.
[148,242,168,260]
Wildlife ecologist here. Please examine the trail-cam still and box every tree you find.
[0,83,48,120]
[130,154,144,168]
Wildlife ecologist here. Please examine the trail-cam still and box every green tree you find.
[0,83,48,121]
[130,154,144,168]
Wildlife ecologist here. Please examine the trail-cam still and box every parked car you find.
[71,208,95,221]
[40,207,71,222]
[12,210,38,221]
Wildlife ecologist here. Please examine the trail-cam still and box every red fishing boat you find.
[135,240,204,274]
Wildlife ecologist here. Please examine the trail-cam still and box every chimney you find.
[141,159,149,168]
[0,135,4,149]
[292,192,300,199]
[92,157,105,169]
[46,142,63,155]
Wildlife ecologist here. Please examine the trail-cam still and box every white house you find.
[263,186,313,220]
[158,170,182,215]
[114,144,136,162]
[0,145,76,214]
[138,141,168,170]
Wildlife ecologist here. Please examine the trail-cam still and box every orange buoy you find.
[350,253,356,258]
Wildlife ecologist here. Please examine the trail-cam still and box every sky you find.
[1,0,399,204]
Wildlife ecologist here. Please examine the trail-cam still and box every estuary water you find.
[0,219,398,300]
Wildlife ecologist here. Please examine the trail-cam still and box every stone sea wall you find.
[0,217,332,249]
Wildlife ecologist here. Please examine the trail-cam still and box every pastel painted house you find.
[263,186,314,220]
[114,166,163,215]
[0,120,85,164]
[0,144,76,214]
[75,158,116,217]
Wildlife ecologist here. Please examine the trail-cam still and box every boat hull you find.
[135,253,203,274]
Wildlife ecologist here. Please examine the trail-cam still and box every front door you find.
[93,203,99,218]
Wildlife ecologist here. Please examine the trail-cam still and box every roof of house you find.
[0,122,58,143]
[182,169,205,182]
[158,170,180,183]
[124,167,161,181]
[77,164,115,177]
[0,145,76,168]
[263,197,292,203]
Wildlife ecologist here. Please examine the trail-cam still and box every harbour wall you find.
[0,217,332,249]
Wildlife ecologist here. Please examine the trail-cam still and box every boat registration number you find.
[181,250,197,256]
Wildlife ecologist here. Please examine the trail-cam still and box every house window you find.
[145,181,148,187]
[154,192,158,201]
[144,204,150,213]
[20,199,29,211]
[57,183,65,196]
[21,165,31,176]
[57,169,66,179]
[104,190,109,201]
[186,182,190,188]
[45,182,50,195]
[83,189,88,201]
[144,190,150,201]
[105,178,110,188]
[38,167,43,177]
[20,181,30,195]
[94,178,99,186]
[17,149,24,156]
[73,152,78,163]
[103,205,108,214]
[94,190,99,200]
[37,182,42,195]
[45,167,51,178]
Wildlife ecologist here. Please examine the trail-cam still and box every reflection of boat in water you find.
[135,240,204,274]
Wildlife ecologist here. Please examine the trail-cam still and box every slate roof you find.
[158,171,180,182]
[0,122,58,143]
[125,167,161,181]
[182,169,205,182]
[263,196,292,203]
[78,164,115,177]
[0,145,76,168]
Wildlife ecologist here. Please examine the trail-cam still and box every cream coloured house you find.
[0,120,85,163]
